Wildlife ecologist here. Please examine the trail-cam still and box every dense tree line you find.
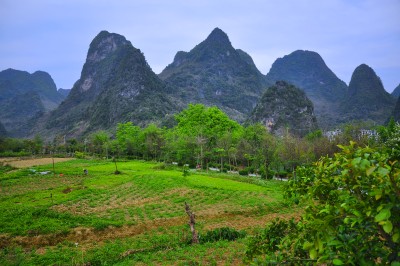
[0,104,384,177]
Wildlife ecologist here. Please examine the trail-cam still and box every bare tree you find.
[184,202,199,244]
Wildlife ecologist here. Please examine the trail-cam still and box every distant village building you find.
[359,129,379,140]
[323,129,342,141]
[323,129,378,141]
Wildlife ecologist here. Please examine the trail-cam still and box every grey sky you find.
[1,0,399,92]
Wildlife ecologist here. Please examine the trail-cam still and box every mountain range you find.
[0,69,67,137]
[0,28,397,139]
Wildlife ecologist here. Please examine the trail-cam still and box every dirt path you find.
[2,157,74,168]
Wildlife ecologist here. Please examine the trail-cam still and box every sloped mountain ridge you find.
[391,84,400,99]
[159,27,269,122]
[37,31,178,139]
[340,64,395,124]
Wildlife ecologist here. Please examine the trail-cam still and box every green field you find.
[0,159,298,265]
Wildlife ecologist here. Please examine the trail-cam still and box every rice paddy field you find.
[0,158,300,265]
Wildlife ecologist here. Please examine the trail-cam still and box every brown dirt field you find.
[3,157,74,168]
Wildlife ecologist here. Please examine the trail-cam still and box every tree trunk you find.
[184,202,199,244]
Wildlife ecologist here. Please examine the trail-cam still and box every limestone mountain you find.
[0,121,8,137]
[340,64,395,124]
[392,83,400,99]
[393,96,400,122]
[159,27,269,122]
[0,68,65,137]
[41,31,178,139]
[248,81,318,137]
[265,50,347,129]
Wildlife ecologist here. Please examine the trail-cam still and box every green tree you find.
[141,124,165,161]
[174,104,241,167]
[91,130,110,158]
[382,121,400,160]
[116,122,141,157]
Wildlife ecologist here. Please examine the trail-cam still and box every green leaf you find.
[303,241,313,250]
[377,167,389,177]
[383,221,393,233]
[375,192,382,200]
[351,157,361,167]
[393,233,399,243]
[366,166,377,176]
[327,240,342,247]
[359,159,370,170]
[309,248,317,259]
[333,258,344,265]
[375,208,391,222]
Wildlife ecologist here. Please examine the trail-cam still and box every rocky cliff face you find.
[340,64,395,124]
[57,88,70,98]
[248,81,318,137]
[393,97,400,122]
[0,68,65,137]
[40,31,178,139]
[266,50,347,129]
[159,27,269,122]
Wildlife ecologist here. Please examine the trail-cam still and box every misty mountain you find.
[159,27,269,122]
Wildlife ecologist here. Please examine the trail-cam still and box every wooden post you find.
[184,202,199,244]
[52,157,55,176]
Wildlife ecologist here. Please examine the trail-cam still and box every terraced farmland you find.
[0,159,299,265]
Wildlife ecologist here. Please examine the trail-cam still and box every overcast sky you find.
[1,0,399,92]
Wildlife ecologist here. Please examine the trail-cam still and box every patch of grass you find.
[186,174,269,191]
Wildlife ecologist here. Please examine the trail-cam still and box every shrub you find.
[239,169,248,176]
[199,227,246,243]
[247,143,400,264]
[74,151,85,159]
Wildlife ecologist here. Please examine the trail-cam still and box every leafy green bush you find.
[74,151,85,159]
[199,227,246,243]
[245,219,306,264]
[0,151,30,157]
[239,169,248,176]
[247,142,400,264]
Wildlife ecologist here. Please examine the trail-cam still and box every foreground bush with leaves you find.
[246,142,400,265]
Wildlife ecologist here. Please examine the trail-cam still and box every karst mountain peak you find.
[1,28,398,138]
